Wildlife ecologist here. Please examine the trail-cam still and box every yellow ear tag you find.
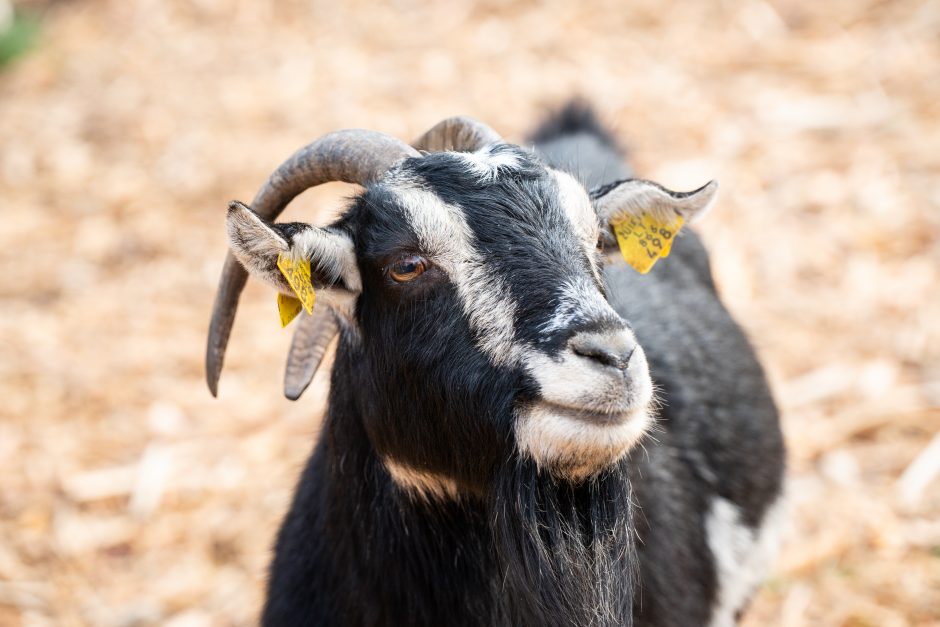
[276,253,316,314]
[611,212,685,274]
[277,293,304,328]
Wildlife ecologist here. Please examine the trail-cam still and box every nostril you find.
[569,334,636,371]
[572,344,619,368]
[623,345,637,366]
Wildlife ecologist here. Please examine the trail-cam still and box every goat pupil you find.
[389,255,426,282]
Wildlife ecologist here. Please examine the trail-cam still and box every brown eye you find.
[388,255,428,282]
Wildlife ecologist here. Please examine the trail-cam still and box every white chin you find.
[514,402,652,481]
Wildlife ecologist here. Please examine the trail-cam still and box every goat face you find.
[227,143,716,491]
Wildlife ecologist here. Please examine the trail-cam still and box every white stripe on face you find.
[549,169,603,284]
[389,180,521,366]
[538,277,620,336]
[388,166,610,367]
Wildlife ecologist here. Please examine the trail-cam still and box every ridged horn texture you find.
[284,307,340,401]
[412,115,502,152]
[206,130,419,397]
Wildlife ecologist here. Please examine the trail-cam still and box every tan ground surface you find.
[1,0,938,625]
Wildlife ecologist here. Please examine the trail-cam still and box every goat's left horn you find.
[412,116,502,152]
[206,129,419,397]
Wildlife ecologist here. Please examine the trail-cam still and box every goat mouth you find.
[514,401,652,481]
[534,401,646,426]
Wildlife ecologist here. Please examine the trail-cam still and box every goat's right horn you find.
[283,306,340,401]
[412,116,502,153]
[206,129,419,397]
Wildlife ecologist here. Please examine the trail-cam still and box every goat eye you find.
[388,255,428,282]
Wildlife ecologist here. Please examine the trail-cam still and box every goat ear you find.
[226,200,362,296]
[592,179,718,244]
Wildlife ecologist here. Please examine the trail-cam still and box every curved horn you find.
[284,306,340,401]
[412,115,502,153]
[206,130,419,396]
[280,118,504,400]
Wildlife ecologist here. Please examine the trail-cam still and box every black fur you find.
[259,104,785,626]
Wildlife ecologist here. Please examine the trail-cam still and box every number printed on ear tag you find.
[277,253,316,314]
[611,213,685,274]
[277,293,304,328]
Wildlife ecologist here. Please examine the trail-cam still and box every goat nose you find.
[569,332,637,371]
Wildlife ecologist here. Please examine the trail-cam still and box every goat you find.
[206,103,785,627]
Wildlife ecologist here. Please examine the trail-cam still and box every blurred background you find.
[1,0,938,625]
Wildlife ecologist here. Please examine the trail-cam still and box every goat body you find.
[220,105,785,627]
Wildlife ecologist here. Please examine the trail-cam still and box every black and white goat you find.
[206,105,785,627]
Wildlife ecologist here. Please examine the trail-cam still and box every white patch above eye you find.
[706,494,787,627]
[451,144,522,182]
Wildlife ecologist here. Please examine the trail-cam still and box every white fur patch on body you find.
[383,458,461,501]
[706,494,787,627]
